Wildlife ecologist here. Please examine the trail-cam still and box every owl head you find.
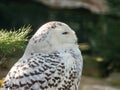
[24,21,78,56]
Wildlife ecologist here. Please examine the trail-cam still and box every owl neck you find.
[22,43,78,58]
[54,44,79,52]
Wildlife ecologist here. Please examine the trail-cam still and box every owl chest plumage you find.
[2,50,82,90]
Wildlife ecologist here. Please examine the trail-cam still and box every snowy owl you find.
[1,21,83,90]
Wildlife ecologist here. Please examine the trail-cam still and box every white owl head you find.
[24,21,78,55]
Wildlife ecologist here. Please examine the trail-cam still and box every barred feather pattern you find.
[2,49,82,90]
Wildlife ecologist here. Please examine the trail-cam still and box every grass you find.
[0,25,32,67]
[0,25,31,54]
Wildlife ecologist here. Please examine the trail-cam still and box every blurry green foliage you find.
[0,25,31,54]
[107,0,120,15]
[0,26,31,66]
[88,16,120,72]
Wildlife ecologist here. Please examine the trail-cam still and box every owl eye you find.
[62,32,69,35]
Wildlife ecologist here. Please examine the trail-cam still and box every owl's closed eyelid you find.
[62,32,69,35]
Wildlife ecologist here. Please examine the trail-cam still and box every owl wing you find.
[2,52,82,90]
